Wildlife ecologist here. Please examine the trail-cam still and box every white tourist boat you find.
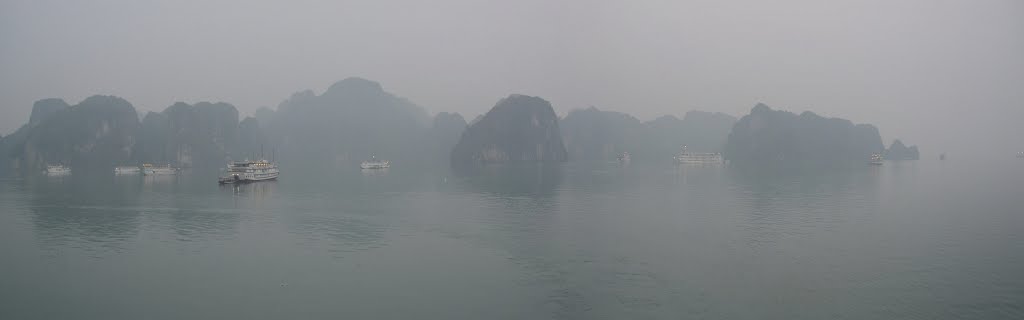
[114,165,141,175]
[674,146,723,165]
[870,153,884,165]
[218,159,279,184]
[142,164,178,175]
[360,157,390,169]
[45,164,71,175]
[1017,151,1023,159]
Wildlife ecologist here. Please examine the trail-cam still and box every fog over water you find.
[2,0,1022,155]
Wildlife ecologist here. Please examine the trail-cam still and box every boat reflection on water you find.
[360,167,389,176]
[225,178,277,198]
[143,174,177,184]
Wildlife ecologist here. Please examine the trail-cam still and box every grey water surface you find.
[1,160,1022,319]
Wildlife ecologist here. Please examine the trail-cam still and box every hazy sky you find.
[2,0,1021,154]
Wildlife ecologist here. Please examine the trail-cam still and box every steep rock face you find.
[560,107,642,161]
[236,116,268,159]
[451,94,567,166]
[265,77,430,165]
[884,139,920,160]
[135,111,170,163]
[20,95,140,170]
[29,99,70,125]
[138,102,240,167]
[724,103,884,170]
[429,112,468,164]
[1,99,73,173]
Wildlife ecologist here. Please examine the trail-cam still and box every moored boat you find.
[45,164,71,175]
[218,159,279,184]
[114,165,141,175]
[360,157,390,169]
[617,152,631,164]
[870,153,884,165]
[674,146,723,165]
[143,164,177,175]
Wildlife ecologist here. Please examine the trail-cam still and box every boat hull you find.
[219,174,279,184]
[360,162,390,169]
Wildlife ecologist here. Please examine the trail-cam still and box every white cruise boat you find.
[360,157,390,169]
[45,164,71,175]
[869,153,884,165]
[142,164,178,175]
[674,146,723,165]
[114,166,141,175]
[219,159,279,184]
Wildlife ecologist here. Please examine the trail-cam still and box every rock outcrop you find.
[724,103,884,170]
[136,101,240,167]
[18,95,140,170]
[884,139,920,160]
[264,77,430,165]
[560,107,642,161]
[451,94,567,167]
[429,112,468,164]
[29,99,70,125]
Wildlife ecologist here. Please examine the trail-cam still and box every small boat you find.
[1017,151,1024,159]
[939,153,946,161]
[142,164,177,176]
[218,159,279,184]
[674,146,723,165]
[45,164,71,175]
[617,152,631,164]
[869,153,884,165]
[114,165,141,175]
[360,157,390,169]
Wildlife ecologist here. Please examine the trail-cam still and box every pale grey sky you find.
[2,0,1021,154]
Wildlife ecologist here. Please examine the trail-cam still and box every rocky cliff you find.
[429,112,468,164]
[264,77,430,166]
[884,139,920,160]
[724,103,884,170]
[136,101,240,167]
[560,107,642,161]
[18,95,140,170]
[451,94,567,167]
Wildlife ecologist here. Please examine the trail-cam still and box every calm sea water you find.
[1,159,1022,319]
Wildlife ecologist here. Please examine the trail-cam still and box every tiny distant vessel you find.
[360,157,390,169]
[674,146,723,165]
[218,159,279,184]
[869,153,884,165]
[45,164,71,175]
[1017,151,1024,159]
[939,153,946,161]
[617,152,631,164]
[114,165,141,175]
[142,164,178,176]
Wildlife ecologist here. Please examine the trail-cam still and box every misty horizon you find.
[3,0,1022,156]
